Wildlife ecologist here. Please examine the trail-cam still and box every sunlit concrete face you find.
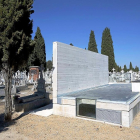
[53,41,108,98]
[62,84,138,103]
[52,42,140,127]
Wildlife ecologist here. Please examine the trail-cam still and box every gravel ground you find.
[1,110,140,140]
[0,88,140,140]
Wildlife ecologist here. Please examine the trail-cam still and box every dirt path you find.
[1,101,140,140]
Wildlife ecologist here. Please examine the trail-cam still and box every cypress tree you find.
[134,66,139,72]
[88,30,98,53]
[124,65,127,72]
[129,62,133,70]
[28,27,46,69]
[0,0,35,121]
[119,66,122,72]
[118,65,120,72]
[101,27,115,72]
[114,63,118,72]
[117,65,120,72]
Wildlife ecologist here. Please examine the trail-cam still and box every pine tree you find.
[129,62,133,70]
[124,65,127,72]
[101,27,115,72]
[0,0,35,121]
[70,43,73,46]
[28,27,46,69]
[88,30,98,53]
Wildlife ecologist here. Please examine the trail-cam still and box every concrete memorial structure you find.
[53,42,140,127]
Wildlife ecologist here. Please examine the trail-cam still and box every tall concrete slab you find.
[53,42,108,96]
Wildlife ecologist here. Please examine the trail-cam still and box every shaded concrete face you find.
[77,98,96,118]
[53,42,108,97]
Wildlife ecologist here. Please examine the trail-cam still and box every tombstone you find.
[125,73,131,83]
[11,77,17,94]
[121,69,124,74]
[12,75,16,87]
[36,65,46,94]
[31,81,37,91]
[112,68,115,73]
[121,69,125,82]
[27,72,30,81]
[29,66,39,82]
[129,70,134,81]
[17,70,21,79]
[30,73,34,83]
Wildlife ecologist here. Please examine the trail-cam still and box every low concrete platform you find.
[59,84,139,104]
[53,84,140,127]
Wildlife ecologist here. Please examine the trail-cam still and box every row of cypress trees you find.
[87,28,139,72]
[88,27,115,72]
[123,63,139,73]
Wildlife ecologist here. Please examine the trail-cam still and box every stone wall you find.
[53,42,108,97]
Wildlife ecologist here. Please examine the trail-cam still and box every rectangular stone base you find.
[15,98,51,112]
[53,95,140,127]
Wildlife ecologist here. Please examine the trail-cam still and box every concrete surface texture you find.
[62,84,139,103]
[53,42,108,97]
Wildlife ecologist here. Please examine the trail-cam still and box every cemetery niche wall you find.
[53,42,140,127]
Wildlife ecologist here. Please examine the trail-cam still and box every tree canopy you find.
[129,62,133,71]
[88,30,98,53]
[46,60,52,71]
[0,0,35,71]
[0,0,35,121]
[124,65,127,72]
[28,27,46,69]
[134,66,139,72]
[101,27,115,71]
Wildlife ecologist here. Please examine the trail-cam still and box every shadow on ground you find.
[0,102,30,133]
[0,101,16,133]
[0,100,53,133]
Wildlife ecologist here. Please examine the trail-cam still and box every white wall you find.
[53,42,108,96]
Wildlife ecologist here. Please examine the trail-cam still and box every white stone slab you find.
[132,83,140,92]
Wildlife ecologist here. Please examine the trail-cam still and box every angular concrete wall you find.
[53,42,108,97]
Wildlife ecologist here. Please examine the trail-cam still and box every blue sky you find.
[31,0,140,69]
